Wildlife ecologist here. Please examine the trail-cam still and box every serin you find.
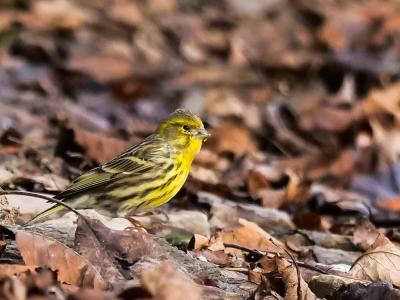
[30,109,209,222]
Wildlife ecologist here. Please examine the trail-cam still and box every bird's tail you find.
[25,204,65,225]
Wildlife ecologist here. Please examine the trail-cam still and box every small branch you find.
[0,191,99,243]
[0,190,113,269]
[0,191,85,224]
[269,238,302,300]
[350,250,400,270]
[223,243,265,260]
[223,242,330,276]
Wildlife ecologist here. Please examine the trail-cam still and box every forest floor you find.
[1,0,400,299]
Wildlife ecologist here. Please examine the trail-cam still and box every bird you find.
[29,109,210,223]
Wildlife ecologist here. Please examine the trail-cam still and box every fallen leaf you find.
[141,262,203,300]
[15,230,107,289]
[353,218,380,251]
[248,267,262,284]
[68,51,134,83]
[294,212,332,232]
[70,127,130,164]
[362,83,400,121]
[0,274,27,300]
[247,170,269,196]
[207,122,257,157]
[74,217,153,265]
[74,217,125,285]
[204,88,246,118]
[33,0,93,30]
[276,257,317,300]
[369,118,400,163]
[108,0,143,26]
[0,234,6,256]
[209,218,286,256]
[230,18,313,68]
[350,233,400,286]
[188,234,209,251]
[0,265,38,277]
[377,197,400,212]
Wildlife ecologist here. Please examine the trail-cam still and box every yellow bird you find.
[30,109,209,222]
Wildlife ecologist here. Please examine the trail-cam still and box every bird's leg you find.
[126,216,147,230]
[152,206,170,223]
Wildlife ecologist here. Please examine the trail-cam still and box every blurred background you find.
[1,0,400,227]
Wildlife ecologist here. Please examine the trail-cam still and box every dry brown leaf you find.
[353,218,380,251]
[72,127,130,164]
[0,11,47,31]
[230,18,313,68]
[276,257,317,300]
[318,7,369,52]
[248,267,263,284]
[247,170,269,196]
[33,0,93,30]
[0,234,5,256]
[68,51,134,83]
[207,122,257,157]
[141,263,203,300]
[204,88,246,118]
[108,0,143,26]
[74,217,125,285]
[210,218,286,256]
[75,217,152,265]
[15,230,107,289]
[362,81,400,121]
[369,119,400,163]
[188,234,209,251]
[377,198,400,212]
[0,265,38,277]
[350,233,400,286]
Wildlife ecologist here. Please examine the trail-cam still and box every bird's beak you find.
[196,128,210,141]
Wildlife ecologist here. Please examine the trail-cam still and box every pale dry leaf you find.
[33,0,92,30]
[350,233,400,286]
[207,122,257,157]
[209,218,286,256]
[188,234,209,251]
[16,230,107,289]
[71,127,130,164]
[108,0,143,26]
[276,257,318,300]
[141,262,203,300]
[0,265,38,277]
[68,52,134,83]
[353,218,380,251]
[362,83,400,121]
[74,217,125,285]
[369,119,400,162]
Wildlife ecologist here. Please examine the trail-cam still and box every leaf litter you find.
[2,0,400,299]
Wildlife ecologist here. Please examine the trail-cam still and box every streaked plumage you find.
[30,109,209,222]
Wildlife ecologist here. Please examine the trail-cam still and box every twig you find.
[350,250,400,271]
[0,191,85,224]
[0,191,100,243]
[224,242,331,276]
[269,238,302,300]
[0,191,81,218]
[0,190,111,270]
[223,243,265,260]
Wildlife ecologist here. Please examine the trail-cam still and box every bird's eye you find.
[183,125,190,131]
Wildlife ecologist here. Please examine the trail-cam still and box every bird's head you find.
[157,109,209,156]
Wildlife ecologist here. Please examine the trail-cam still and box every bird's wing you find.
[55,134,167,200]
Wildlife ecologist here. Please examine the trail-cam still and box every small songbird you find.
[30,109,209,223]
